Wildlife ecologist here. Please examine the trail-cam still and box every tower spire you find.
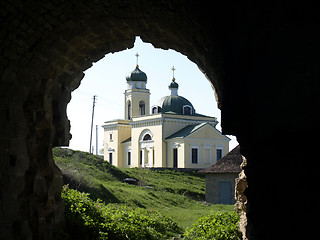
[169,66,179,96]
[171,66,176,81]
[135,52,139,67]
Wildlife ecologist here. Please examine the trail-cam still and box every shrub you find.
[184,211,242,240]
[61,185,181,240]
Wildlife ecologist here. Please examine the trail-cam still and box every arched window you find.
[127,100,131,120]
[183,105,192,115]
[139,100,145,116]
[139,129,153,142]
[152,106,161,114]
[143,134,152,141]
[152,106,157,114]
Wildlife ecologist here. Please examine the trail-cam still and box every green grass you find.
[62,186,182,240]
[53,147,234,231]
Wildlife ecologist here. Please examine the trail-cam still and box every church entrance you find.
[173,148,178,168]
[139,130,154,168]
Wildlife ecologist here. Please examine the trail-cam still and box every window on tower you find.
[127,100,131,120]
[139,101,145,116]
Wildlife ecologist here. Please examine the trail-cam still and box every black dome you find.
[156,95,195,115]
[126,66,147,82]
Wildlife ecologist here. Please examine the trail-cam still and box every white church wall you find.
[130,123,163,168]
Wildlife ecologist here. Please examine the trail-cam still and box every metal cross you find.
[135,53,139,67]
[171,66,176,79]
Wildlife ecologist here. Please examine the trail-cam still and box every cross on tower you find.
[171,66,176,80]
[135,53,139,67]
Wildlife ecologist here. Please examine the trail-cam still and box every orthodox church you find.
[103,56,230,169]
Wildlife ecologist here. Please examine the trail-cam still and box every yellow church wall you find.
[116,125,131,168]
[183,139,229,168]
[129,128,139,168]
[148,124,163,167]
[161,140,167,167]
[131,94,150,117]
[163,120,190,138]
[186,124,228,141]
[121,141,131,168]
[103,128,119,165]
[161,115,218,139]
[166,124,230,169]
[125,89,150,119]
[166,141,185,168]
[103,120,130,168]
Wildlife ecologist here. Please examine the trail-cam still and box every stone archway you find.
[1,1,320,239]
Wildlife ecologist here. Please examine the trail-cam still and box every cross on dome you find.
[171,66,176,81]
[169,66,179,96]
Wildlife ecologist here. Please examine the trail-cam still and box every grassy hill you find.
[53,147,234,230]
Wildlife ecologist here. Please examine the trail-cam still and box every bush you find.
[184,211,242,240]
[61,185,181,240]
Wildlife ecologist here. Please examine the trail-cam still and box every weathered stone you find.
[235,157,248,240]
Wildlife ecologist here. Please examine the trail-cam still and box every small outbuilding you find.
[200,145,242,204]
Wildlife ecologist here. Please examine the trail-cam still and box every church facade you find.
[103,61,230,169]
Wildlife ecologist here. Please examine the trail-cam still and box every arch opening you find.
[67,36,238,153]
[139,100,146,116]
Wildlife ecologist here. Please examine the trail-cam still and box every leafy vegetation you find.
[184,212,241,240]
[62,186,181,239]
[54,147,239,239]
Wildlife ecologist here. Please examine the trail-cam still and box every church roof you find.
[156,95,195,115]
[121,137,131,144]
[166,122,208,139]
[126,66,147,82]
[199,145,242,173]
[152,67,198,115]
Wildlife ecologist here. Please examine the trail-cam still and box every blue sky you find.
[67,37,238,153]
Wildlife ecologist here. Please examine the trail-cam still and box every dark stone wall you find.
[1,1,319,239]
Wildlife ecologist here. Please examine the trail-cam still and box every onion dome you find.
[126,65,147,82]
[153,70,195,115]
[156,95,195,115]
[151,65,195,115]
[169,78,179,89]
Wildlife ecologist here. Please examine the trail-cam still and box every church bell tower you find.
[124,53,150,120]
